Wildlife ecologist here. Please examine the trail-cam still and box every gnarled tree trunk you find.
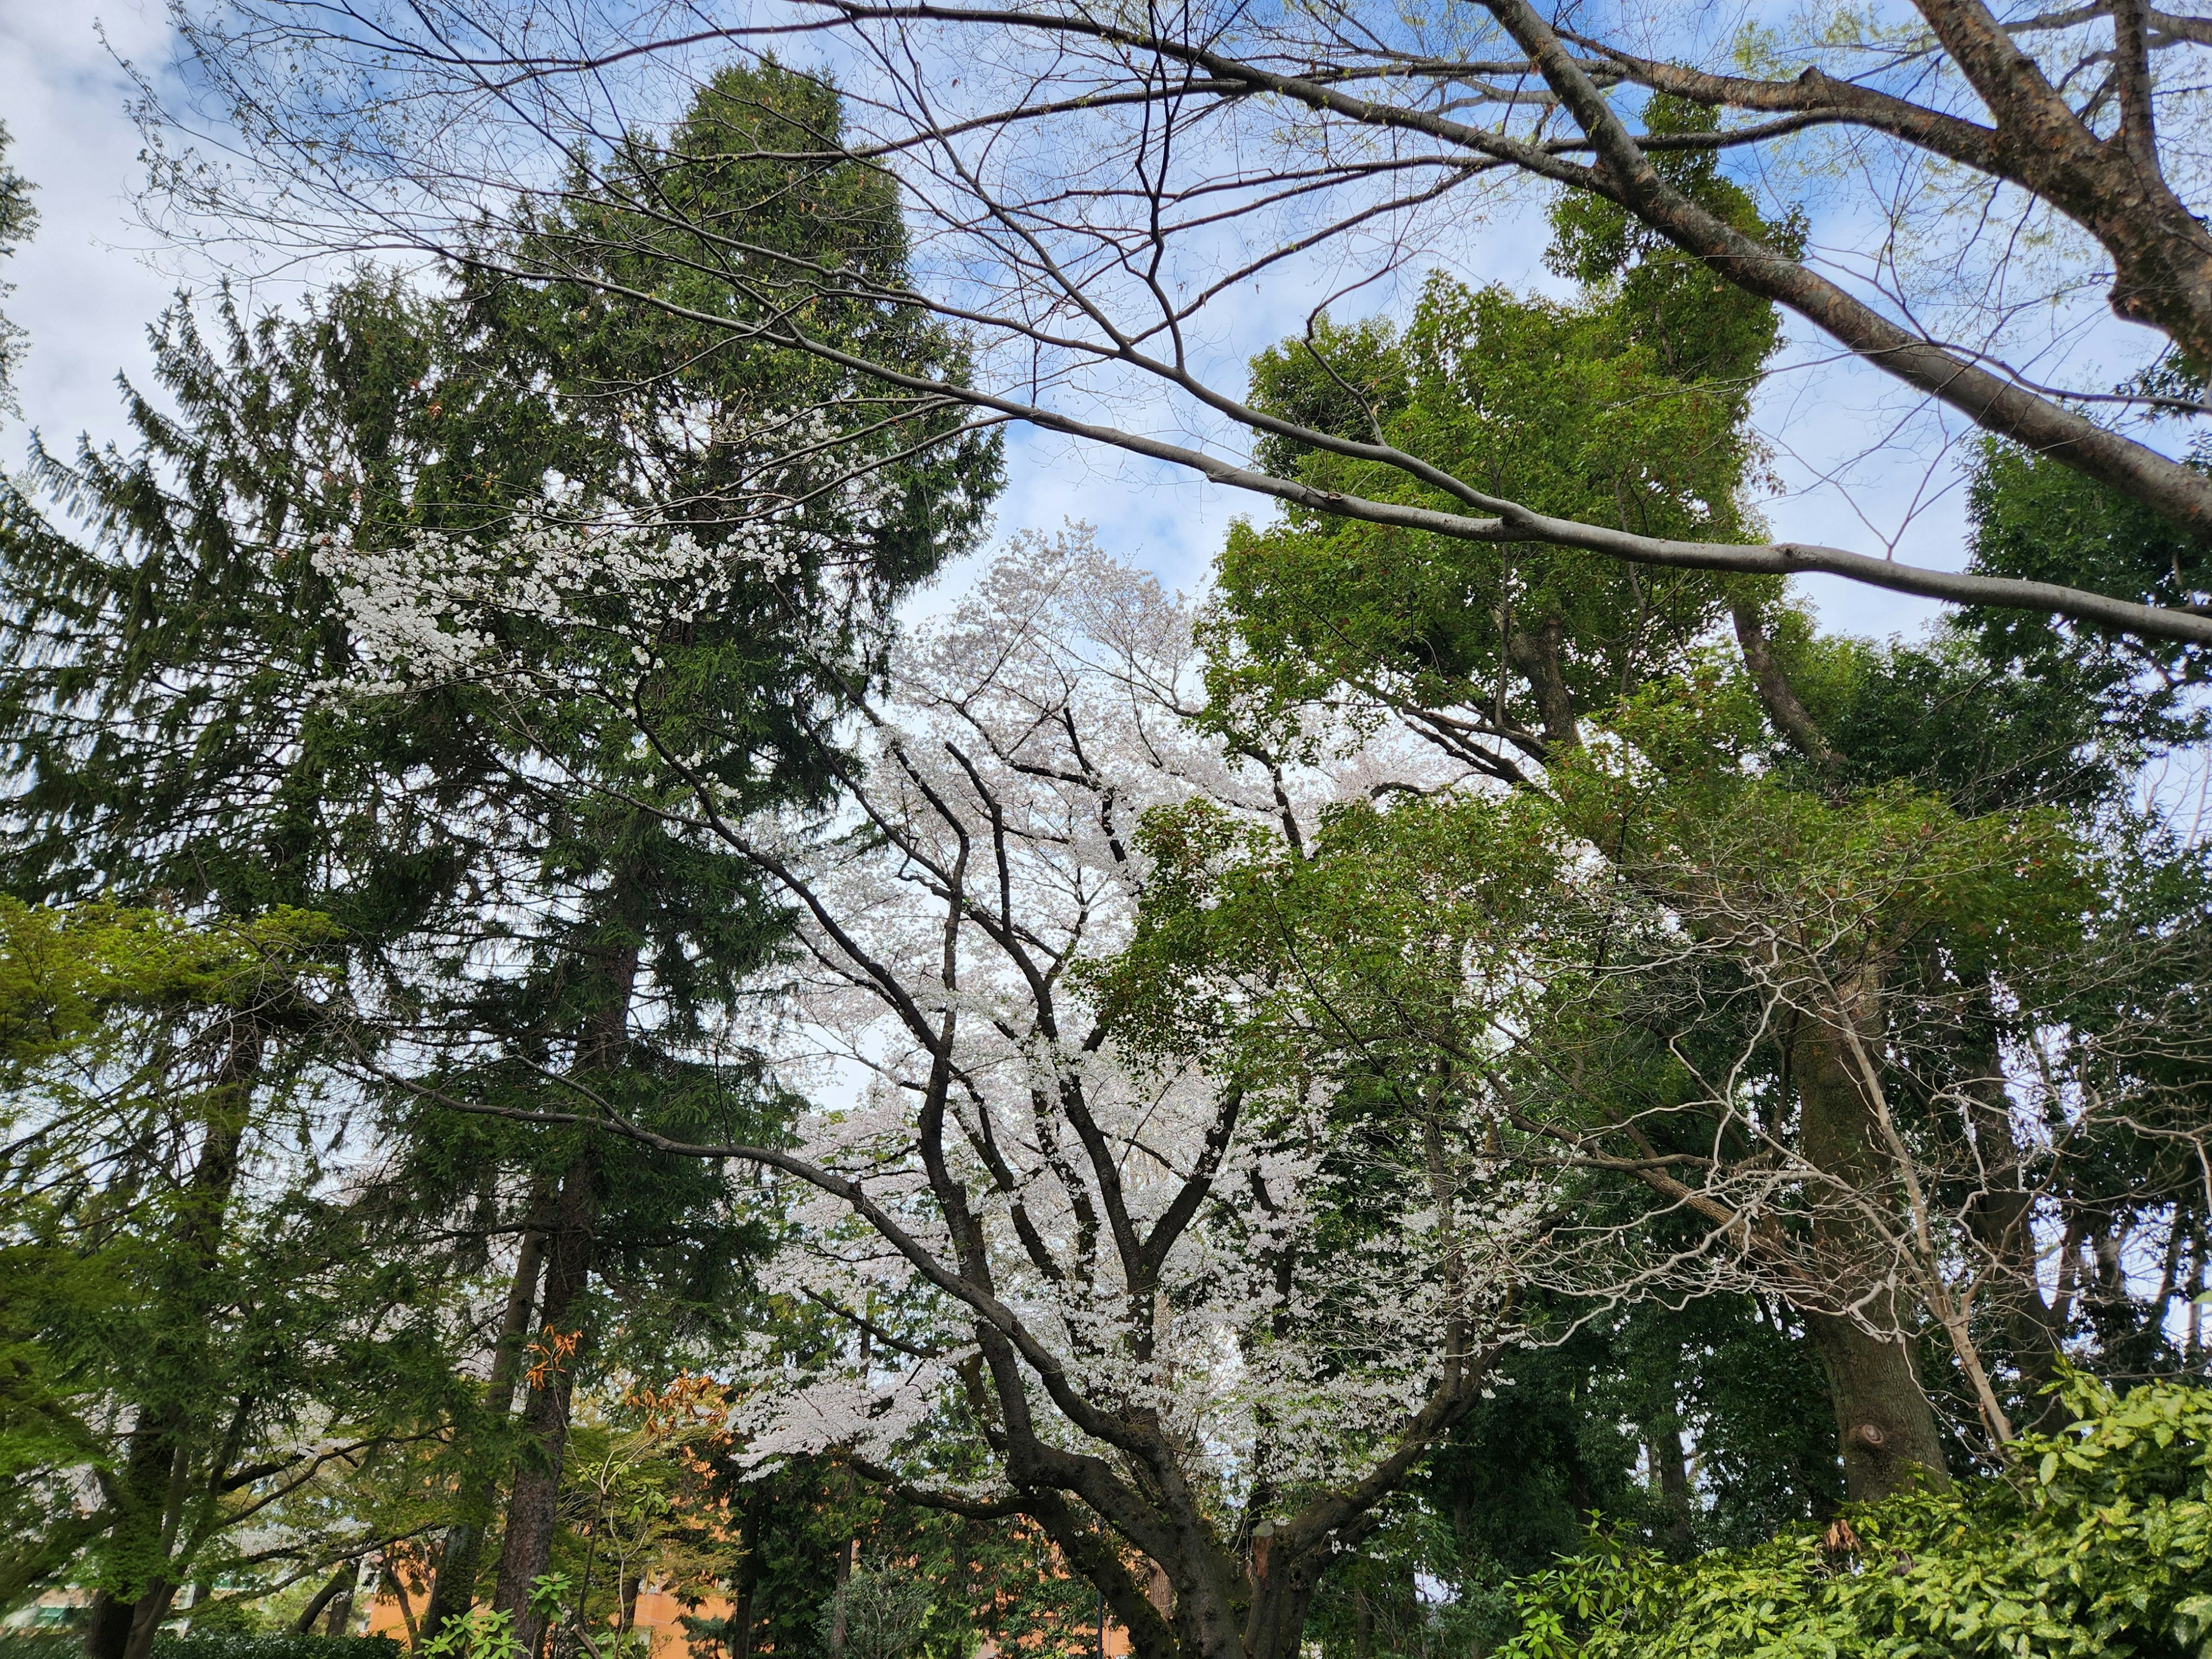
[1791,983,1949,1499]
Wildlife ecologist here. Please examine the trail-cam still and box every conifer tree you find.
[0,64,998,1655]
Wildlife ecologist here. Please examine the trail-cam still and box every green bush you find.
[1501,1373,2212,1658]
[152,1637,400,1659]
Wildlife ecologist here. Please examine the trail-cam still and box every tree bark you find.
[1953,1024,2067,1423]
[422,1217,551,1641]
[296,1561,361,1634]
[726,1498,762,1659]
[826,1537,855,1659]
[489,1155,600,1657]
[1791,987,1950,1499]
[489,935,637,1658]
[323,1563,361,1637]
[1731,603,1842,775]
[1649,1392,1695,1558]
[1507,615,1580,754]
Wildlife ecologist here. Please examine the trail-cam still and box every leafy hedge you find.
[152,1638,399,1659]
[1501,1374,2212,1658]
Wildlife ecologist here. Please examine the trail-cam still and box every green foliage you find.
[1753,615,2124,812]
[0,899,391,1609]
[0,274,489,924]
[150,1638,399,1659]
[1963,439,2211,738]
[1559,664,2099,980]
[0,897,333,1070]
[419,1603,523,1659]
[818,1560,932,1659]
[672,1441,1098,1659]
[487,59,1000,624]
[1501,1374,2212,1658]
[1214,126,1796,753]
[1097,786,1569,1071]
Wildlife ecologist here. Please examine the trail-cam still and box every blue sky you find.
[0,0,2094,644]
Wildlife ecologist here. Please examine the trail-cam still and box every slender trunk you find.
[491,938,637,1658]
[727,1500,762,1659]
[422,1218,551,1640]
[826,1537,855,1659]
[1652,1429,1694,1558]
[1956,1030,2065,1416]
[1351,1585,1373,1659]
[323,1563,361,1637]
[1732,603,1842,774]
[2187,1232,2206,1369]
[89,1019,264,1659]
[296,1561,360,1634]
[490,1156,599,1657]
[1791,989,1949,1499]
[387,1554,422,1649]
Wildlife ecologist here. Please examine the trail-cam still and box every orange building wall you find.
[366,1587,733,1658]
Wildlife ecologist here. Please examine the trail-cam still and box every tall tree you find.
[1171,149,2212,1503]
[324,65,999,1650]
[0,896,467,1648]
[0,278,520,1657]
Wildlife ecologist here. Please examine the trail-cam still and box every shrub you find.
[152,1637,401,1659]
[1500,1373,2212,1658]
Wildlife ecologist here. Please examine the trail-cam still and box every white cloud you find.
[0,0,185,461]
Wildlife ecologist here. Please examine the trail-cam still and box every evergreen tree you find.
[1190,108,2208,1570]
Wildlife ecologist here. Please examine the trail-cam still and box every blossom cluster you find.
[729,528,1556,1506]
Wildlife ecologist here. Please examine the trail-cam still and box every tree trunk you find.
[1791,989,1949,1500]
[727,1499,762,1659]
[826,1537,854,1659]
[490,1156,599,1657]
[88,1020,263,1659]
[323,1564,361,1637]
[1240,1541,1323,1659]
[1953,1019,2067,1422]
[296,1562,360,1634]
[490,937,637,1658]
[1652,1427,1694,1558]
[422,1218,551,1641]
[1507,615,1580,754]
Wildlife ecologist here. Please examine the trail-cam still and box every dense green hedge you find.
[153,1638,400,1659]
[1501,1374,2212,1658]
[2,1641,396,1659]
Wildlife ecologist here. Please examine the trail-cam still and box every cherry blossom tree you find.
[339,525,1558,1659]
[328,506,2209,1588]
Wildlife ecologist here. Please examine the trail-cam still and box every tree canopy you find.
[2,14,2210,1659]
